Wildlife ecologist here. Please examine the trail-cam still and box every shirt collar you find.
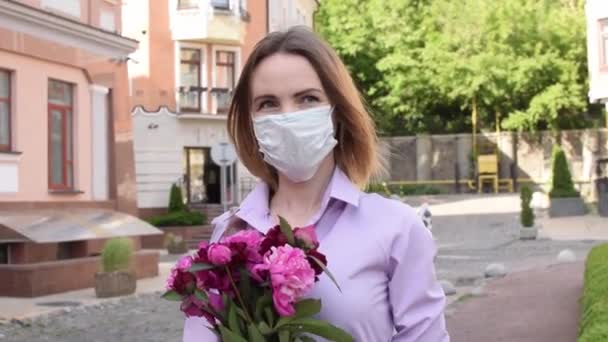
[236,167,360,233]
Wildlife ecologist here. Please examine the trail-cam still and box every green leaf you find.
[189,263,215,272]
[275,299,321,328]
[309,255,342,292]
[254,292,272,322]
[161,290,183,301]
[247,323,266,342]
[278,329,290,342]
[265,307,275,327]
[228,300,241,335]
[194,289,208,302]
[279,216,296,245]
[293,299,322,318]
[218,325,248,342]
[285,318,353,342]
[238,267,251,307]
[258,322,273,335]
[297,336,316,342]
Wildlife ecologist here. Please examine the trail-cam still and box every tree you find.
[315,0,603,135]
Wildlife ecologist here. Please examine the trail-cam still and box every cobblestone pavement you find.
[0,195,604,342]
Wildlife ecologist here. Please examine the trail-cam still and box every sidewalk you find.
[0,257,175,321]
[446,262,584,342]
[538,214,608,241]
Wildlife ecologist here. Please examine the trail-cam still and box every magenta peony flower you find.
[261,245,316,316]
[207,244,233,266]
[294,225,319,251]
[259,226,289,255]
[166,255,196,295]
[208,292,225,312]
[222,229,263,249]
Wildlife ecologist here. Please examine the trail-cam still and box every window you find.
[601,19,608,68]
[99,9,116,32]
[215,51,236,113]
[211,0,230,10]
[42,0,81,18]
[0,244,9,264]
[0,70,10,152]
[48,80,74,190]
[178,0,198,9]
[180,48,203,112]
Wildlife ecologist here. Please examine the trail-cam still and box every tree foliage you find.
[315,0,603,135]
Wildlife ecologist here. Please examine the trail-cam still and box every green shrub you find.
[147,211,207,227]
[168,184,187,213]
[520,185,534,227]
[579,244,608,341]
[101,238,134,273]
[549,145,579,198]
[365,183,441,196]
[365,182,390,196]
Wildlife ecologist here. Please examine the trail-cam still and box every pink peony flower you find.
[261,245,316,316]
[207,244,233,266]
[294,225,319,250]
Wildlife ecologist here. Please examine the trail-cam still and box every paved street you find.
[0,194,605,341]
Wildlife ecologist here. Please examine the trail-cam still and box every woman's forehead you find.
[251,53,323,96]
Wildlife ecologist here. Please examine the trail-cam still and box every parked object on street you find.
[417,202,433,231]
[519,186,538,240]
[549,146,587,217]
[485,263,507,278]
[95,238,137,298]
[596,158,608,217]
[557,249,576,263]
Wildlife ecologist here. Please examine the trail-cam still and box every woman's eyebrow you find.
[293,88,323,97]
[252,94,277,102]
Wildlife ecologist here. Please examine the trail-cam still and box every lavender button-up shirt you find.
[184,168,450,341]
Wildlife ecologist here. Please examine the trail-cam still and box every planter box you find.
[0,250,158,297]
[520,226,538,240]
[95,271,136,298]
[549,197,587,217]
[141,225,212,249]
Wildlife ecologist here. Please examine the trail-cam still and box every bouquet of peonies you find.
[163,217,353,342]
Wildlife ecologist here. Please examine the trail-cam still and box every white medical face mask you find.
[253,105,338,183]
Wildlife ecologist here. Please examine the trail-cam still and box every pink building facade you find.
[0,0,161,296]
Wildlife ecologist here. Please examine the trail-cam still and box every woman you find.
[184,27,449,341]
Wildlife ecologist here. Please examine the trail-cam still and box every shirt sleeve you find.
[183,317,218,342]
[389,214,450,341]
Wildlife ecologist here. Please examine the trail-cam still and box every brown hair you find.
[227,27,382,189]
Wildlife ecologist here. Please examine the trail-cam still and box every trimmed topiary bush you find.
[101,238,134,273]
[549,145,579,198]
[578,244,608,341]
[168,184,187,213]
[520,185,534,227]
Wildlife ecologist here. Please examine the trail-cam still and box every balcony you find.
[170,0,247,44]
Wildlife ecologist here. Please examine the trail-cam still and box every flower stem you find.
[225,266,253,323]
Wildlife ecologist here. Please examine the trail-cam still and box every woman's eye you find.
[302,95,320,104]
[258,100,276,110]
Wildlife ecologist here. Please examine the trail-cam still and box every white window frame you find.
[211,45,240,114]
[41,0,81,19]
[175,42,208,113]
[99,9,116,32]
[600,19,608,68]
